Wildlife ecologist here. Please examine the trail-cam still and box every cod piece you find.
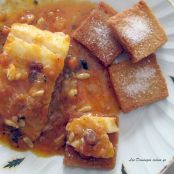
[64,114,119,169]
[0,23,70,148]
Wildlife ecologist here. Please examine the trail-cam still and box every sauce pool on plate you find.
[0,0,120,157]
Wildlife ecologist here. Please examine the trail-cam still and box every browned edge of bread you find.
[108,0,168,63]
[64,130,119,169]
[108,54,168,113]
[72,2,123,66]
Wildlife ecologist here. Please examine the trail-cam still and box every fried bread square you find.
[73,2,122,66]
[109,54,168,113]
[64,121,118,169]
[108,1,168,63]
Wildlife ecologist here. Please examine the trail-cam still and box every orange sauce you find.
[0,0,120,157]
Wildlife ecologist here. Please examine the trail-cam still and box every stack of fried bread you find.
[65,0,168,169]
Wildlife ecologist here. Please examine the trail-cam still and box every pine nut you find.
[68,132,75,142]
[37,17,45,25]
[68,89,78,98]
[18,119,25,128]
[31,90,45,97]
[23,137,34,148]
[78,105,92,112]
[75,73,90,80]
[4,119,19,128]
[54,134,65,145]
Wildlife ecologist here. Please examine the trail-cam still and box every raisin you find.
[28,62,47,83]
[30,62,43,72]
[84,129,97,146]
[17,115,26,123]
[10,128,22,143]
[19,116,26,120]
[28,70,47,83]
[28,70,38,83]
[33,0,38,5]
[80,60,88,70]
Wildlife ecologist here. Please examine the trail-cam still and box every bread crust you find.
[109,54,168,113]
[108,1,168,63]
[64,126,118,169]
[73,2,122,66]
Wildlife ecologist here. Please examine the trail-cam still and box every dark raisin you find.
[80,60,88,70]
[10,128,22,143]
[40,131,44,137]
[10,129,14,133]
[30,62,43,72]
[28,70,38,83]
[28,70,47,83]
[29,62,46,83]
[84,129,97,146]
[17,115,26,123]
[19,116,25,120]
[33,0,38,5]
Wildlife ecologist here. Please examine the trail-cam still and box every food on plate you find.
[64,114,119,169]
[37,41,120,156]
[109,54,168,113]
[0,23,70,145]
[62,41,119,169]
[108,0,168,63]
[66,115,118,158]
[73,2,122,66]
[0,0,169,170]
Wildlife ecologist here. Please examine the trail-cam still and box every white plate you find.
[0,0,174,174]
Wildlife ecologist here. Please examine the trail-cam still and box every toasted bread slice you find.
[108,1,168,63]
[64,134,117,169]
[66,115,118,159]
[109,54,168,113]
[64,117,118,169]
[73,2,122,66]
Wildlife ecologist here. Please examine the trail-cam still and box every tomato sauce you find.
[0,0,120,157]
